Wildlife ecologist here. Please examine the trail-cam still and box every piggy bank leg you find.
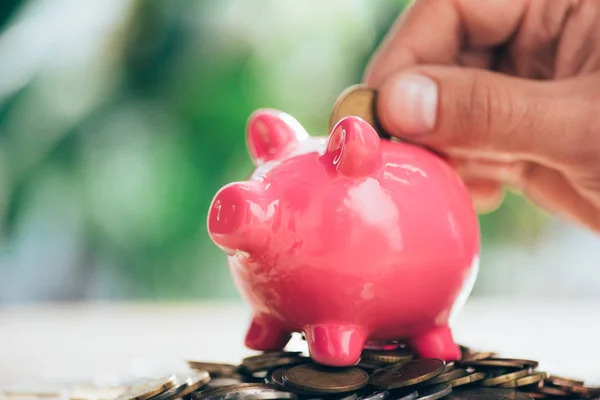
[304,324,366,367]
[245,314,291,351]
[409,326,461,360]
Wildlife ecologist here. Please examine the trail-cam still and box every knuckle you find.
[454,72,520,150]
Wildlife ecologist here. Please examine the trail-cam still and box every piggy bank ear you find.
[323,116,383,179]
[246,109,308,165]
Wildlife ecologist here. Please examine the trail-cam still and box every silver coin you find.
[415,384,452,400]
[229,391,297,400]
[192,384,280,400]
[358,388,390,400]
[301,394,359,400]
[149,386,183,400]
[387,390,419,400]
[445,388,533,400]
[208,378,245,388]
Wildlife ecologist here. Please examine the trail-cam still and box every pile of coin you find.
[148,344,599,400]
[4,344,598,400]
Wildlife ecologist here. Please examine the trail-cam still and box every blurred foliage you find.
[0,0,548,303]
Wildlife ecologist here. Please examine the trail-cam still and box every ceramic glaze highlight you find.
[207,109,480,366]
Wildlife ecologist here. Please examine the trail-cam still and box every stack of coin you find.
[181,345,599,400]
[3,344,600,400]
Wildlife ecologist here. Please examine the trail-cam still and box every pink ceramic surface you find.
[207,110,480,366]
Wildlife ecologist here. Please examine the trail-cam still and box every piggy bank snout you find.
[208,182,272,256]
[209,184,247,235]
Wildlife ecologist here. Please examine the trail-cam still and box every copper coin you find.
[362,349,415,365]
[283,364,369,394]
[424,369,469,385]
[523,392,548,399]
[415,384,452,400]
[369,359,445,389]
[534,386,571,397]
[269,367,331,397]
[481,369,532,387]
[522,392,547,399]
[568,384,600,397]
[446,372,487,387]
[547,376,584,388]
[498,372,547,389]
[329,85,389,138]
[460,358,539,369]
[444,388,534,400]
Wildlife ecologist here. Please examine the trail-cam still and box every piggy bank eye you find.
[246,109,308,165]
[323,116,383,179]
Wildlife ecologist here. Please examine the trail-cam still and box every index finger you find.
[363,0,527,88]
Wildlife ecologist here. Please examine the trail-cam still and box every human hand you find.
[364,0,600,233]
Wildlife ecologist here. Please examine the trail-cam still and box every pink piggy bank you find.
[207,109,479,366]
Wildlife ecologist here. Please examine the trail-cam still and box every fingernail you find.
[386,73,438,135]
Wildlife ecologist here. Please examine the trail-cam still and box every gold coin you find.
[498,372,547,388]
[187,361,238,377]
[446,372,487,387]
[369,359,445,389]
[329,84,388,138]
[460,358,539,369]
[178,371,211,398]
[424,368,469,385]
[461,351,497,362]
[480,369,532,386]
[115,375,177,400]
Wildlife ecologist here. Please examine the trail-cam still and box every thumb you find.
[376,66,597,165]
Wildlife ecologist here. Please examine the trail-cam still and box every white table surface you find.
[1,298,600,388]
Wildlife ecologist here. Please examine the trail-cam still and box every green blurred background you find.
[0,0,597,304]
